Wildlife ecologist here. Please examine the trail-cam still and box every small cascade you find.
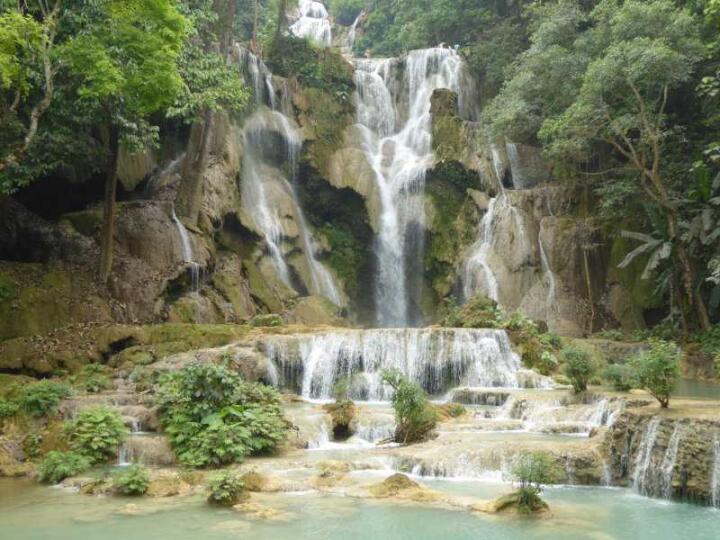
[538,231,557,318]
[490,144,506,185]
[264,328,532,401]
[659,422,684,499]
[712,435,720,507]
[631,417,661,495]
[601,458,613,486]
[505,143,524,189]
[236,48,341,305]
[462,198,500,302]
[290,0,332,46]
[353,48,467,326]
[171,208,200,292]
[343,12,363,54]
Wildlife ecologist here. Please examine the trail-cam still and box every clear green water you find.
[2,478,719,540]
[673,379,720,400]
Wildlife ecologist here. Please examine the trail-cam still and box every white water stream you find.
[171,208,200,292]
[353,48,465,326]
[290,0,332,46]
[236,48,341,305]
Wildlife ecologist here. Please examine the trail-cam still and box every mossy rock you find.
[249,314,284,327]
[59,209,103,237]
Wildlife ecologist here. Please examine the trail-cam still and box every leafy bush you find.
[114,464,150,496]
[447,403,466,418]
[508,452,560,513]
[0,397,18,421]
[65,407,128,463]
[597,329,625,341]
[330,0,365,25]
[561,347,594,393]
[206,471,245,506]
[693,325,720,356]
[156,362,288,468]
[631,340,680,408]
[536,351,559,376]
[70,364,112,393]
[382,370,437,444]
[17,380,72,416]
[38,451,91,484]
[441,294,500,328]
[603,364,637,392]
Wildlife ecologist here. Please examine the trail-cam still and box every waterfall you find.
[171,208,200,292]
[462,197,500,302]
[631,417,661,495]
[506,142,524,189]
[353,48,465,326]
[264,328,529,401]
[538,231,557,318]
[290,0,332,46]
[711,435,720,507]
[659,422,684,499]
[344,12,363,53]
[236,48,341,305]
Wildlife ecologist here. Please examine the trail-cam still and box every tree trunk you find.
[99,126,120,284]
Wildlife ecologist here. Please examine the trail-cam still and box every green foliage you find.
[508,452,560,513]
[631,340,680,408]
[113,464,150,496]
[65,406,128,464]
[329,0,365,26]
[168,2,248,122]
[561,346,594,393]
[441,294,500,328]
[603,363,638,392]
[206,470,245,506]
[70,364,112,394]
[320,224,366,295]
[692,325,720,356]
[248,314,284,327]
[155,362,288,468]
[0,397,18,420]
[536,351,559,376]
[267,35,354,100]
[38,451,91,484]
[18,380,71,417]
[447,403,466,418]
[382,370,437,444]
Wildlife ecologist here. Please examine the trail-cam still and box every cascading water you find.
[343,12,363,54]
[290,0,332,46]
[538,231,557,318]
[506,143,524,189]
[462,197,500,302]
[632,417,661,496]
[353,48,466,326]
[659,422,684,499]
[171,208,200,292]
[236,48,341,305]
[264,328,529,401]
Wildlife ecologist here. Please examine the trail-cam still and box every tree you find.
[538,1,707,329]
[561,346,594,393]
[0,1,61,188]
[382,369,437,444]
[507,452,560,513]
[173,0,248,226]
[61,0,187,283]
[631,340,680,408]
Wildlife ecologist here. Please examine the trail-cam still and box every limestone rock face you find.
[287,296,346,326]
[603,410,720,504]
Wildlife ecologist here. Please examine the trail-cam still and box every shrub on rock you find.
[38,451,91,484]
[561,346,594,393]
[206,471,245,506]
[631,340,680,408]
[114,464,150,496]
[65,406,128,463]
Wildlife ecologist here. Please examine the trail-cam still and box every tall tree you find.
[0,1,61,187]
[173,0,248,226]
[62,0,187,283]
